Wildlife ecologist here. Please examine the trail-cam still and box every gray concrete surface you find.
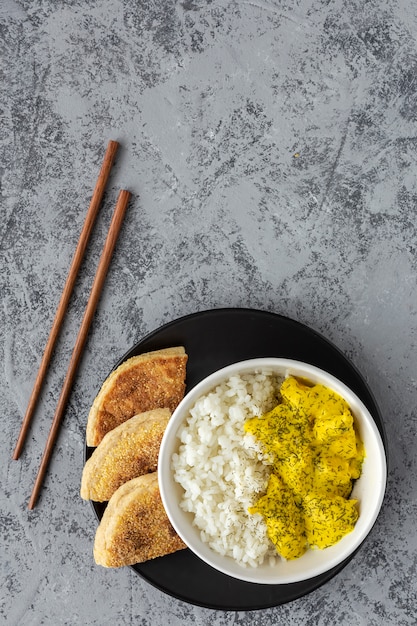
[1,0,416,624]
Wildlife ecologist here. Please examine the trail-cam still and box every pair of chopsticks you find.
[12,140,131,510]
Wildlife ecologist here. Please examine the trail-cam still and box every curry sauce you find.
[244,376,365,559]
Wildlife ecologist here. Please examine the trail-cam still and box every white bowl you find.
[158,358,387,584]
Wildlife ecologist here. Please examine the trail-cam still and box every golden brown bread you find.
[81,408,171,502]
[93,473,186,567]
[86,346,187,446]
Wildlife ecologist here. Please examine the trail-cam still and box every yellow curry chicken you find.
[244,376,365,560]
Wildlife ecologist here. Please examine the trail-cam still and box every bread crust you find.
[86,346,187,446]
[81,408,171,502]
[93,473,186,567]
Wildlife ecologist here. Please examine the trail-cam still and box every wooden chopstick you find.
[13,140,119,461]
[28,189,131,509]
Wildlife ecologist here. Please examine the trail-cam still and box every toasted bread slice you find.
[86,346,187,446]
[93,473,186,567]
[81,408,171,502]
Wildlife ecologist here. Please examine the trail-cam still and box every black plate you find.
[87,308,386,611]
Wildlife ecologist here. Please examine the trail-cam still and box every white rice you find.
[171,370,283,568]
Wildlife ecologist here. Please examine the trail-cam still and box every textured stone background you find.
[1,0,417,624]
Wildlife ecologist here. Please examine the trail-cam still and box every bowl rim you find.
[158,357,387,585]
